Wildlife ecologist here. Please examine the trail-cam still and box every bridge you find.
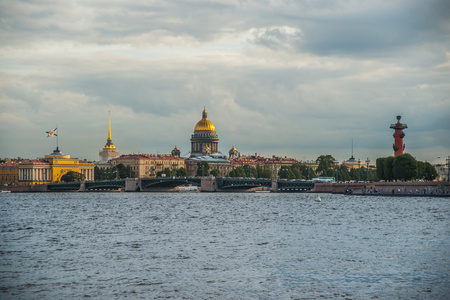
[141,177,201,190]
[204,177,315,192]
[43,177,315,192]
[85,180,126,190]
[277,179,315,192]
[216,178,272,190]
[48,182,81,191]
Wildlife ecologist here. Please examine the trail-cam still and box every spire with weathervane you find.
[99,111,120,162]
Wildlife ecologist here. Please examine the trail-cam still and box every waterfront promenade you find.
[315,181,450,196]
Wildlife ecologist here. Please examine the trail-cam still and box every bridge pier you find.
[201,177,218,192]
[125,178,140,192]
[271,179,278,192]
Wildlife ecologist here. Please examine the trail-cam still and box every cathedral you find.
[190,108,220,157]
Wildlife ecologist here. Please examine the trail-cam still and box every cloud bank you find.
[1,0,449,163]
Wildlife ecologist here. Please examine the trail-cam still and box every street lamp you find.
[358,159,361,182]
[365,158,370,181]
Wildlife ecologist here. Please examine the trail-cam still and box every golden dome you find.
[103,143,116,150]
[194,108,215,131]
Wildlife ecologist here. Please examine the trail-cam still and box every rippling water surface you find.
[1,192,449,299]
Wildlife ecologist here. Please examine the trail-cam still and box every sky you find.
[1,0,449,164]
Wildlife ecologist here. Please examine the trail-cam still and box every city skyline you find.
[1,0,449,163]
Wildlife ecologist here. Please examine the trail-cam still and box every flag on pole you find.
[46,128,58,137]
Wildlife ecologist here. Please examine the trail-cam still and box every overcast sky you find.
[1,0,449,164]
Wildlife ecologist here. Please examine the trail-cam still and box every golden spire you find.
[108,110,112,141]
[103,110,116,150]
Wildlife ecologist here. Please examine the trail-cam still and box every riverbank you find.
[2,180,449,196]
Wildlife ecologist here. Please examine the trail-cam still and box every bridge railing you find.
[85,179,126,190]
[141,176,201,189]
[48,182,81,191]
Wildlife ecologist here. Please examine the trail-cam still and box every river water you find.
[0,192,449,299]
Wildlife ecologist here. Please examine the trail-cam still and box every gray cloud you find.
[0,0,449,163]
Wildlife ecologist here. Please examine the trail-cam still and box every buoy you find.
[315,196,321,202]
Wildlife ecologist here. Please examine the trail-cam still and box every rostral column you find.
[390,115,408,156]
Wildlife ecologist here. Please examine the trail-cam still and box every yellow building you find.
[111,154,185,178]
[18,148,94,185]
[0,162,19,186]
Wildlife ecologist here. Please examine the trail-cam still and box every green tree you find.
[261,169,273,179]
[297,164,315,179]
[229,166,247,177]
[196,161,209,176]
[61,171,85,182]
[393,154,417,181]
[176,168,188,177]
[210,169,220,177]
[157,168,174,177]
[349,168,359,181]
[338,165,351,182]
[316,155,336,176]
[416,161,425,179]
[235,166,246,177]
[242,165,257,177]
[423,162,437,181]
[278,166,295,179]
[165,168,175,177]
[290,164,304,179]
[116,164,135,178]
[94,166,103,180]
[256,165,264,178]
[376,157,386,180]
[383,156,395,181]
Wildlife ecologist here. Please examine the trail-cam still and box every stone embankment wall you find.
[315,181,450,195]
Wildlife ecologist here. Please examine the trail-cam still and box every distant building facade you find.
[111,154,185,178]
[0,162,19,186]
[229,149,303,179]
[435,163,449,181]
[185,155,232,177]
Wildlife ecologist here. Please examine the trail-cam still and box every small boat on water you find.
[315,196,322,202]
[178,185,200,192]
[1,190,11,193]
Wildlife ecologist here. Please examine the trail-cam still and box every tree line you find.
[157,167,188,177]
[92,164,135,181]
[376,154,437,181]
